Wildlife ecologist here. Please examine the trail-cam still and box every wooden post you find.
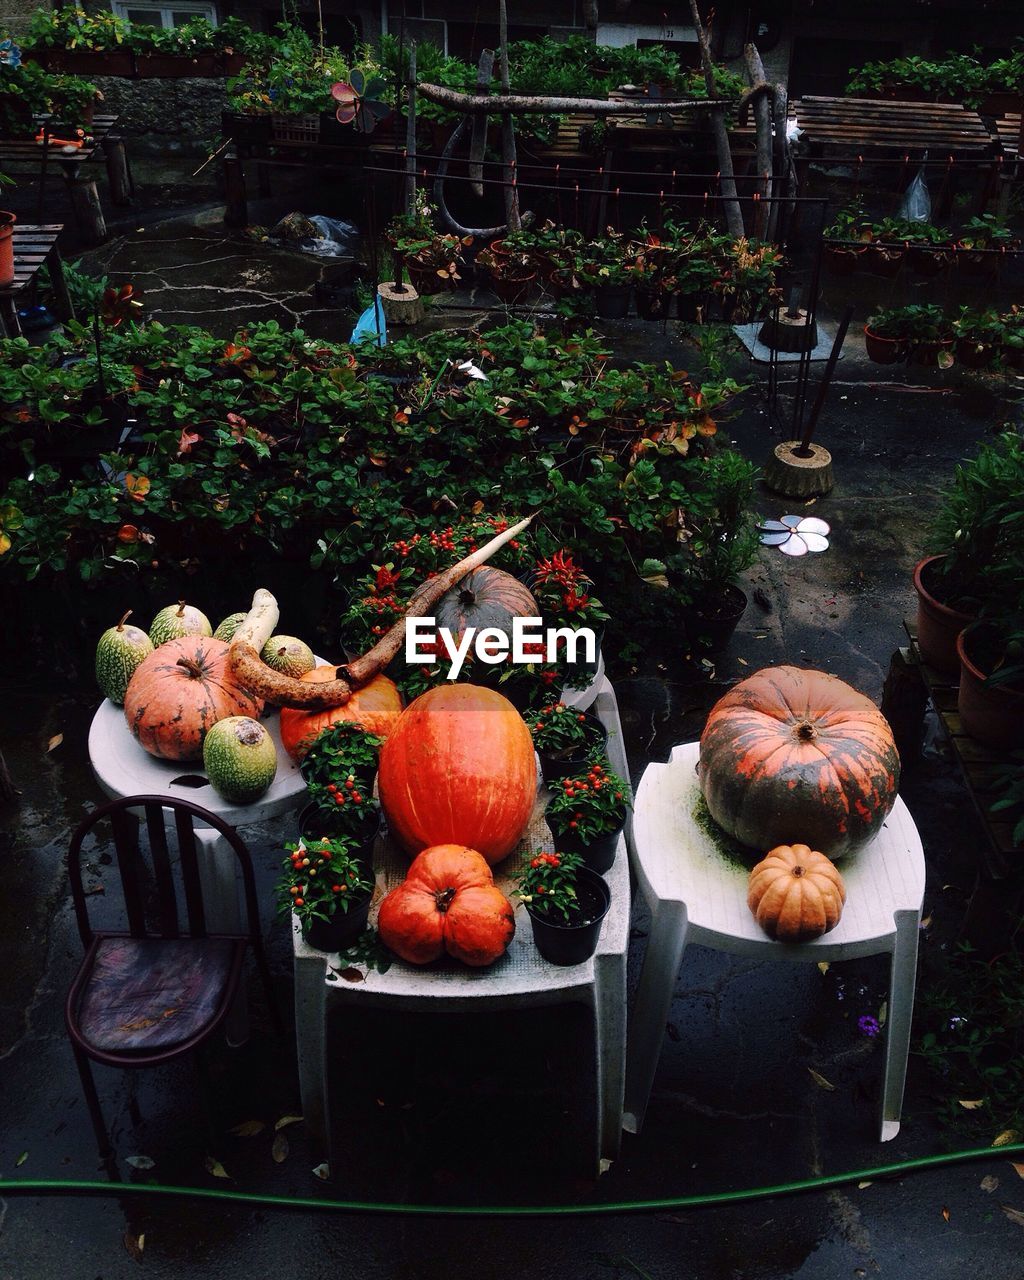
[497,0,521,232]
[688,0,744,237]
[223,150,248,227]
[768,82,791,240]
[469,49,495,197]
[102,135,132,206]
[405,43,417,215]
[66,173,107,244]
[46,244,75,322]
[743,44,772,238]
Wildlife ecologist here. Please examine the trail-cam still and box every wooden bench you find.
[0,223,74,337]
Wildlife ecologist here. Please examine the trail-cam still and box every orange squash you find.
[377,844,515,966]
[124,636,263,761]
[747,844,847,942]
[378,684,536,864]
[279,667,403,762]
[699,665,900,858]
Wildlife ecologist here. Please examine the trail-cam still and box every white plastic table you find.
[623,742,925,1142]
[293,676,631,1178]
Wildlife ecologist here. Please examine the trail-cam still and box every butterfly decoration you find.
[331,68,392,134]
[0,39,22,70]
[759,515,831,557]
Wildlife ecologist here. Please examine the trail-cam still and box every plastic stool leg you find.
[594,947,627,1167]
[294,940,331,1168]
[880,907,921,1141]
[623,899,690,1135]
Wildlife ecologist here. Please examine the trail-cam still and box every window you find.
[111,1,218,29]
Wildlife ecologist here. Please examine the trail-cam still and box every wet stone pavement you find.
[1,208,1024,1278]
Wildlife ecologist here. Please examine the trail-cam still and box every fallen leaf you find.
[125,1155,155,1170]
[336,967,364,983]
[941,1206,950,1222]
[123,1232,145,1263]
[981,1176,1000,1193]
[275,1115,303,1131]
[808,1068,835,1091]
[1000,1204,1024,1227]
[877,1001,887,1027]
[857,1180,872,1189]
[229,1120,266,1138]
[920,914,932,929]
[47,734,63,752]
[16,1151,27,1167]
[312,1162,330,1180]
[737,657,748,666]
[959,1099,985,1110]
[804,497,817,506]
[272,1133,289,1164]
[1010,1162,1024,1180]
[993,1130,1020,1148]
[817,962,830,975]
[205,1156,231,1180]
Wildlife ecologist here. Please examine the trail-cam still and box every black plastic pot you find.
[636,287,671,320]
[594,284,632,320]
[303,892,373,953]
[683,584,748,654]
[556,623,604,693]
[537,713,608,784]
[526,867,611,965]
[550,818,625,874]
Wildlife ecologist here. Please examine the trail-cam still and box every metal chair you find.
[64,794,280,1161]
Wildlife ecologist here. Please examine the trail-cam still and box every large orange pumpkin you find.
[378,684,537,864]
[377,844,515,966]
[124,636,264,761]
[699,665,900,858]
[279,667,403,762]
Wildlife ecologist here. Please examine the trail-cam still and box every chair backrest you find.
[68,794,263,949]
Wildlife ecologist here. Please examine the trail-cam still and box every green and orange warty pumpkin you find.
[279,666,403,762]
[124,636,263,761]
[378,684,537,864]
[699,665,900,858]
[377,844,516,966]
[747,843,847,943]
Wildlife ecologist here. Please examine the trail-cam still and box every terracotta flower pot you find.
[490,271,535,304]
[863,243,905,276]
[0,211,15,289]
[863,325,906,365]
[956,627,1024,750]
[824,245,866,276]
[913,555,976,675]
[955,338,997,369]
[908,337,953,367]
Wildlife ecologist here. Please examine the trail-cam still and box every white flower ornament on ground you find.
[759,516,831,557]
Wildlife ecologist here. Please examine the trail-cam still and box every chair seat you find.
[76,936,240,1053]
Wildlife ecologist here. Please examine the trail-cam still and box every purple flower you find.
[858,1015,881,1039]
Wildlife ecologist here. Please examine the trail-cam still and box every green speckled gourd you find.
[150,599,212,647]
[260,635,316,678]
[95,610,154,705]
[202,716,278,803]
[214,612,248,642]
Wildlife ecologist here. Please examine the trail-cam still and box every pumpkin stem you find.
[796,721,817,742]
[176,599,187,618]
[176,656,206,679]
[116,609,132,631]
[793,865,805,877]
[458,586,476,606]
[434,886,457,914]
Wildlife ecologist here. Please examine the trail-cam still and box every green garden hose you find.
[1,1142,1022,1216]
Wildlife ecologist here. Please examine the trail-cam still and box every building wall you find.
[0,0,51,37]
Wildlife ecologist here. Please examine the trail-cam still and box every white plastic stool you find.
[623,742,925,1142]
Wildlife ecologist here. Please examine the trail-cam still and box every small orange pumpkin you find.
[279,667,403,762]
[377,844,515,967]
[747,843,847,943]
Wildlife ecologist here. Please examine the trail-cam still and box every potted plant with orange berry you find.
[278,835,376,952]
[544,757,631,874]
[297,722,382,862]
[531,548,609,692]
[525,700,608,783]
[514,849,611,965]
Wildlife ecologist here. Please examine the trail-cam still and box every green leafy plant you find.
[514,848,588,924]
[299,722,381,833]
[277,835,374,930]
[525,701,602,757]
[545,757,631,842]
[867,304,953,342]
